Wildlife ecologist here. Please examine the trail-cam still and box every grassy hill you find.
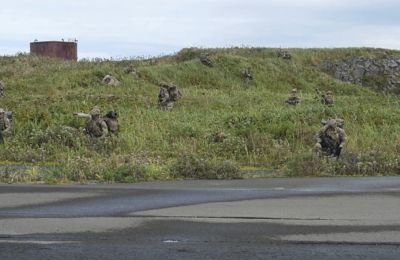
[1,47,400,183]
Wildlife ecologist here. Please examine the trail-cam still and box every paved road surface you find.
[0,177,400,259]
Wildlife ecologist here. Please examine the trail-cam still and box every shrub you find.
[2,47,400,183]
[174,48,202,62]
[284,153,328,177]
[171,154,242,179]
[26,126,81,148]
[284,151,400,177]
[107,163,166,182]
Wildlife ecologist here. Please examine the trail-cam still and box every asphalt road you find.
[0,177,400,259]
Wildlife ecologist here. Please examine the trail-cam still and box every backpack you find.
[103,111,119,134]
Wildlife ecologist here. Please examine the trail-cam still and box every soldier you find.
[315,89,335,106]
[277,49,292,60]
[285,88,300,105]
[125,65,140,79]
[315,119,346,158]
[0,81,5,98]
[320,118,344,129]
[167,84,182,102]
[103,111,119,135]
[102,75,120,86]
[74,107,109,138]
[321,90,335,106]
[240,68,253,83]
[158,84,171,110]
[199,53,213,67]
[158,83,182,110]
[212,132,227,143]
[335,118,344,129]
[0,108,12,144]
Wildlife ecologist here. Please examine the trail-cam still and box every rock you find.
[387,59,398,68]
[322,55,400,92]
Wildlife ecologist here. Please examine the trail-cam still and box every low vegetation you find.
[1,47,400,183]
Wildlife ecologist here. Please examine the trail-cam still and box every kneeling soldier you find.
[74,107,109,138]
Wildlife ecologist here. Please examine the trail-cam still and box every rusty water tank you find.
[30,40,77,61]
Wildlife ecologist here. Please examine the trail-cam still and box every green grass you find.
[1,47,400,183]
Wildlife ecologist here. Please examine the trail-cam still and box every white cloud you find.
[0,0,399,58]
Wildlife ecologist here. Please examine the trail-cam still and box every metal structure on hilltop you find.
[30,39,78,61]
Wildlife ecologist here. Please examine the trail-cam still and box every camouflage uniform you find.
[212,132,227,143]
[199,53,213,67]
[158,83,182,110]
[335,118,344,129]
[102,75,120,86]
[0,108,11,144]
[240,68,253,83]
[125,65,139,79]
[285,88,300,105]
[168,85,181,102]
[0,81,5,98]
[315,119,346,157]
[321,91,334,106]
[158,84,171,109]
[76,107,109,138]
[321,118,344,129]
[277,49,292,60]
[103,111,119,135]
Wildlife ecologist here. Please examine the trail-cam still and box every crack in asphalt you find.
[131,215,362,221]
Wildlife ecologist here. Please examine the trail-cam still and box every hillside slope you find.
[1,47,400,182]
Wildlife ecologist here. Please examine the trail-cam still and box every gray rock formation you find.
[322,56,400,92]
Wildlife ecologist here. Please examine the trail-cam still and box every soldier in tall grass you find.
[315,119,346,158]
[74,107,109,138]
[277,49,292,60]
[0,81,5,98]
[240,68,253,84]
[316,89,335,106]
[285,88,300,105]
[103,111,119,135]
[102,75,120,86]
[158,83,182,110]
[0,108,12,144]
[199,53,214,67]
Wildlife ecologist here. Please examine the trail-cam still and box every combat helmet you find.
[89,106,101,116]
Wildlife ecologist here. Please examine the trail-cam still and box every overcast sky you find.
[1,0,400,59]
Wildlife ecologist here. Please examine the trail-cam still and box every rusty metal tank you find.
[30,40,77,61]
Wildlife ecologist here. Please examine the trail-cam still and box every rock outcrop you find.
[323,56,400,92]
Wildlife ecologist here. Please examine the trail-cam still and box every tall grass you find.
[1,47,400,182]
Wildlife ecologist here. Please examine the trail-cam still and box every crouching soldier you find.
[240,68,253,83]
[199,53,214,67]
[103,111,119,135]
[315,119,346,158]
[102,75,120,86]
[285,88,300,105]
[321,90,335,106]
[316,89,335,106]
[0,108,12,144]
[74,107,109,138]
[277,49,292,60]
[125,65,140,79]
[158,83,182,110]
[0,81,5,98]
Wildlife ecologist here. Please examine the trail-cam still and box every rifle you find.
[334,146,342,158]
[314,88,322,100]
